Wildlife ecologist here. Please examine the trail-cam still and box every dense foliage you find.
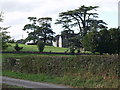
[0,12,11,51]
[23,17,55,44]
[55,5,107,38]
[82,28,120,54]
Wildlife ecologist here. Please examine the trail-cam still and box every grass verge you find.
[2,70,119,88]
[2,84,33,89]
[2,70,67,87]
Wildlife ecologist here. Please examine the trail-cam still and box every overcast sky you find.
[0,0,119,40]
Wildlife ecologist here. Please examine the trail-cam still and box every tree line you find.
[82,28,120,55]
[1,5,120,55]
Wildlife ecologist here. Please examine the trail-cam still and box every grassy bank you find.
[3,70,119,88]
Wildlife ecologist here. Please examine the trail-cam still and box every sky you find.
[0,0,119,40]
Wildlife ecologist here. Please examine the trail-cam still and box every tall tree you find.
[55,5,107,37]
[23,17,40,43]
[23,17,55,44]
[37,17,55,43]
[0,12,11,51]
[87,19,107,32]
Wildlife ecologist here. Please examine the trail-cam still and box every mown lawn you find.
[4,43,69,52]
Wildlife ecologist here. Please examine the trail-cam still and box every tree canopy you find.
[0,12,11,51]
[82,28,120,55]
[55,5,107,38]
[23,17,55,44]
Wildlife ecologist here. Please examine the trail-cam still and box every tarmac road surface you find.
[1,76,70,89]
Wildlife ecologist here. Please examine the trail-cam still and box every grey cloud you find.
[6,17,26,26]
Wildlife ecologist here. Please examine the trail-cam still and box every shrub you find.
[82,32,100,54]
[14,43,23,51]
[69,47,75,55]
[37,41,45,52]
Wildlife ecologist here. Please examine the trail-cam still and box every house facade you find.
[53,33,78,48]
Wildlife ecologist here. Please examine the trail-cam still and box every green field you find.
[4,43,69,52]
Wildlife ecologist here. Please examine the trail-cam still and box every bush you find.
[82,32,100,54]
[37,41,45,52]
[14,43,23,51]
[69,47,75,55]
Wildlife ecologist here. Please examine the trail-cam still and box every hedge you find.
[3,55,119,80]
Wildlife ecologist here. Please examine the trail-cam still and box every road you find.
[1,76,70,89]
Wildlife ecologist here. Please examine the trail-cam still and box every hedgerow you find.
[3,55,119,80]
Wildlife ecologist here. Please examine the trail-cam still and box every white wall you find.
[52,41,57,47]
[59,36,62,47]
